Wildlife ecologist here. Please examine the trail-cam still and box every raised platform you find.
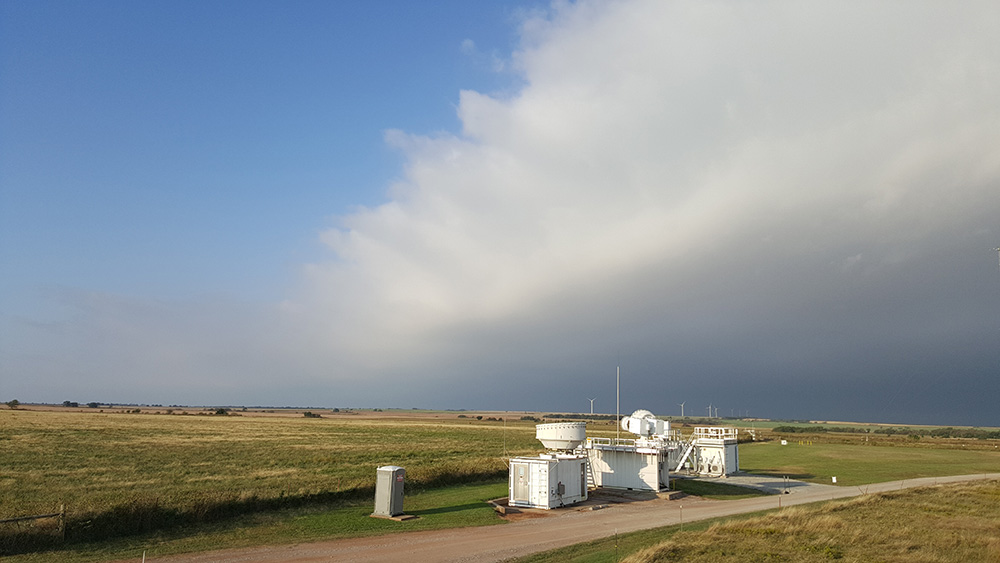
[370,513,418,521]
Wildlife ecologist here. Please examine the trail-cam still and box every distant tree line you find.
[773,425,1000,440]
[544,413,619,421]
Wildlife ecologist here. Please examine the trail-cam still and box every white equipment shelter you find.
[508,423,589,509]
[508,412,742,507]
[584,410,684,491]
[508,454,588,509]
[688,426,739,476]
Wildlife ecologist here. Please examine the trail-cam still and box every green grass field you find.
[0,408,538,553]
[4,481,510,563]
[670,479,769,500]
[739,440,1000,486]
[4,408,1000,560]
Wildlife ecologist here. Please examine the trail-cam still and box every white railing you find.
[586,432,684,449]
[693,426,738,440]
[586,436,638,448]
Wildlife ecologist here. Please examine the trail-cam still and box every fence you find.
[0,505,66,547]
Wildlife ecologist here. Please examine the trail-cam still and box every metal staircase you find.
[585,455,597,489]
[675,441,696,472]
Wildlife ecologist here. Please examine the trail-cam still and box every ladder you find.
[585,455,597,489]
[675,442,696,472]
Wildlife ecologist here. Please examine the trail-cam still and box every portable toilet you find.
[373,465,405,517]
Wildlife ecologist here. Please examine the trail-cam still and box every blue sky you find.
[3,1,1000,426]
[2,1,537,303]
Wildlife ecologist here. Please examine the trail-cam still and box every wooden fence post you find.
[59,504,66,542]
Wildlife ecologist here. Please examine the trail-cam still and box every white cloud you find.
[293,0,1000,402]
[9,1,999,421]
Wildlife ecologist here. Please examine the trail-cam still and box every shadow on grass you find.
[741,471,817,481]
[671,479,771,499]
[3,468,509,556]
[409,502,487,516]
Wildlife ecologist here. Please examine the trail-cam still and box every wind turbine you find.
[588,398,596,415]
[678,401,685,418]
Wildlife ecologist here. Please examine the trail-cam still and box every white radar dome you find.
[535,422,587,450]
[621,409,667,437]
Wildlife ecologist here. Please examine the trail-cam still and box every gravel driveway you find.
[138,473,999,563]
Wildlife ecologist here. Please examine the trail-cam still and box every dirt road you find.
[150,473,999,563]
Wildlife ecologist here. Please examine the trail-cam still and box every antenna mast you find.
[616,364,620,442]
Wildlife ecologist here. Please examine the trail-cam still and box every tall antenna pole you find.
[616,364,620,442]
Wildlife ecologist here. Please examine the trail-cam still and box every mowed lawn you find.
[739,440,1000,486]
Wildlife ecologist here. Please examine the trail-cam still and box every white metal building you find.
[583,410,685,491]
[507,415,741,508]
[685,426,739,476]
[508,454,588,509]
[584,439,675,490]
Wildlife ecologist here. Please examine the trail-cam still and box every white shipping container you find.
[585,448,670,491]
[508,455,588,509]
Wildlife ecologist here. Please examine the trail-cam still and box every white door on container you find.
[513,463,530,502]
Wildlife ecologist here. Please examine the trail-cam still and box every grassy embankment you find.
[516,478,1000,563]
[0,408,539,554]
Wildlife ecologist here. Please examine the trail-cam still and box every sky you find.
[2,1,999,426]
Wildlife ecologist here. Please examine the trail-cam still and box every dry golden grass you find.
[0,408,540,549]
[625,479,1000,562]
